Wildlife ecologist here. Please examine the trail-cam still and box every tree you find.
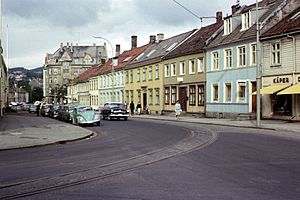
[31,87,43,103]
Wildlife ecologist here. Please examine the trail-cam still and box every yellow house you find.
[125,31,196,114]
[162,13,223,115]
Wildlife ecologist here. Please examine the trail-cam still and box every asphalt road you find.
[0,115,300,200]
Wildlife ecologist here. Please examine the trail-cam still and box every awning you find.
[252,85,289,95]
[277,84,300,95]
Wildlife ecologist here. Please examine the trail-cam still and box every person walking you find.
[129,101,135,116]
[36,103,41,116]
[136,102,141,115]
[175,100,182,120]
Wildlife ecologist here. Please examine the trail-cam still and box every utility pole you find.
[256,0,261,127]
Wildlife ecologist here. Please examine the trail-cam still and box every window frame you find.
[164,64,170,77]
[197,58,203,73]
[212,51,219,71]
[189,85,196,106]
[189,59,196,74]
[271,42,281,66]
[224,48,233,69]
[237,46,246,67]
[211,83,219,103]
[171,63,176,76]
[198,84,205,106]
[237,81,247,103]
[164,87,170,105]
[171,86,177,105]
[224,82,232,103]
[179,61,185,75]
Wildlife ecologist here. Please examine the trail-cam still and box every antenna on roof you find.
[171,0,216,27]
[236,0,240,5]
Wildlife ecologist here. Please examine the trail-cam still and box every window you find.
[130,90,134,102]
[164,87,170,105]
[142,68,146,81]
[155,89,159,105]
[54,78,58,84]
[148,66,153,80]
[148,89,153,105]
[224,83,232,102]
[171,63,176,76]
[250,44,257,65]
[137,69,140,82]
[130,70,133,83]
[125,90,129,103]
[238,46,246,67]
[242,11,251,30]
[164,64,170,77]
[224,18,232,35]
[197,58,203,73]
[212,83,219,102]
[137,90,141,103]
[155,65,159,79]
[212,52,219,70]
[179,61,185,75]
[198,85,204,106]
[49,78,52,84]
[53,68,58,74]
[125,71,129,84]
[225,49,232,69]
[189,60,195,74]
[171,87,177,105]
[237,81,246,102]
[271,43,281,65]
[189,85,196,105]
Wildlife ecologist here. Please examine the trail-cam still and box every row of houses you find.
[62,0,300,120]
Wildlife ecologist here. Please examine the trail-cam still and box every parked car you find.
[48,105,63,118]
[41,104,53,117]
[100,102,129,120]
[71,105,100,126]
[59,104,76,122]
[29,104,37,113]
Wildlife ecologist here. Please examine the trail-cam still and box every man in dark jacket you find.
[129,101,135,116]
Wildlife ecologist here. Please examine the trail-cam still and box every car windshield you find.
[107,103,124,108]
[77,106,93,112]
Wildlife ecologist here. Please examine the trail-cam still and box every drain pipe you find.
[287,34,296,118]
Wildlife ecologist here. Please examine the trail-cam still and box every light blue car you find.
[71,105,100,126]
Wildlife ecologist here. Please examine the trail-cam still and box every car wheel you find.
[124,117,128,121]
[107,116,111,121]
[96,121,100,126]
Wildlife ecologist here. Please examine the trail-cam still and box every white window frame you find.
[164,64,170,77]
[148,66,153,80]
[179,61,185,75]
[224,18,232,35]
[211,83,219,103]
[137,69,140,82]
[171,63,176,76]
[241,11,251,31]
[237,80,247,103]
[155,89,159,105]
[155,65,159,79]
[142,67,146,81]
[148,89,153,105]
[197,58,203,73]
[224,48,233,69]
[250,43,257,66]
[212,51,219,71]
[189,59,195,74]
[271,42,281,66]
[224,82,232,103]
[237,46,246,67]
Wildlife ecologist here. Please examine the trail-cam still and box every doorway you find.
[179,87,187,111]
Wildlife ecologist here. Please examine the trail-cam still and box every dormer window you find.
[224,18,232,35]
[241,11,251,30]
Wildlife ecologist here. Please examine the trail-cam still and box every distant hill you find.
[9,67,43,74]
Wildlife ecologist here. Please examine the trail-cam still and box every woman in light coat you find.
[175,101,182,120]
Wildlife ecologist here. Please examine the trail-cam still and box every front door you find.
[179,87,187,112]
[143,92,147,110]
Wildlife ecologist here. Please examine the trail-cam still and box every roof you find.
[128,29,197,68]
[207,0,285,49]
[261,5,300,38]
[95,43,150,75]
[163,21,223,60]
[72,65,100,84]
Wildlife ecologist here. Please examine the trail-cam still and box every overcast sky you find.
[2,0,255,69]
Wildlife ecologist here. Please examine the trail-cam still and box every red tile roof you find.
[261,5,300,38]
[72,65,100,84]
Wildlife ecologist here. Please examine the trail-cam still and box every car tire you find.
[124,117,127,121]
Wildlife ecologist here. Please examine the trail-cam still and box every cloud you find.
[3,0,111,28]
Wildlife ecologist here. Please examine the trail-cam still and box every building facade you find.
[162,12,223,115]
[44,43,107,104]
[0,55,8,116]
[260,2,300,120]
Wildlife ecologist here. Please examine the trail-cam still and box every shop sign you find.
[273,77,289,84]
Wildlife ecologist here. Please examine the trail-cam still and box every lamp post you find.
[256,0,261,127]
[92,36,115,102]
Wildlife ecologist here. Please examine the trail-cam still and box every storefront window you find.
[272,94,292,116]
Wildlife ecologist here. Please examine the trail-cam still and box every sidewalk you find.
[0,113,94,151]
[131,114,300,134]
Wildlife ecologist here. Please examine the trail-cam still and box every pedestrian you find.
[136,102,141,115]
[124,101,128,109]
[129,101,135,116]
[36,103,41,116]
[175,100,182,120]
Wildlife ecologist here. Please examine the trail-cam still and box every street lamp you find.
[256,0,261,127]
[92,36,116,102]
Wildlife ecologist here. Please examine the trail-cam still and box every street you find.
[0,113,300,200]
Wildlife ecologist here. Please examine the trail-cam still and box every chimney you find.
[70,43,73,52]
[149,35,156,44]
[131,35,137,49]
[216,11,223,23]
[67,42,69,48]
[231,4,241,15]
[156,33,164,43]
[115,44,121,56]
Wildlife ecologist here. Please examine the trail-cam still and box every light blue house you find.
[205,0,287,118]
